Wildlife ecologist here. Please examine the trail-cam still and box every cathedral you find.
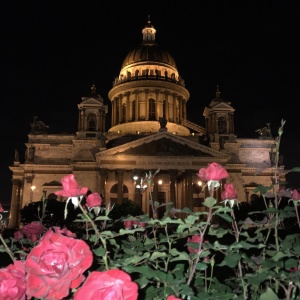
[8,18,284,227]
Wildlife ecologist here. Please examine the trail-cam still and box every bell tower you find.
[203,86,236,148]
[76,84,108,139]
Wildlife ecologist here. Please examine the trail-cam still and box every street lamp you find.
[30,185,36,203]
[133,175,147,207]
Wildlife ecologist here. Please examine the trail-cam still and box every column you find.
[165,92,169,120]
[8,179,19,228]
[152,178,159,218]
[169,170,177,206]
[155,89,159,119]
[135,91,139,121]
[116,169,124,203]
[125,92,130,122]
[99,169,108,202]
[173,94,177,123]
[83,109,87,130]
[113,99,117,126]
[179,97,183,123]
[133,169,142,205]
[183,99,187,120]
[118,95,123,124]
[145,89,149,120]
[185,170,193,210]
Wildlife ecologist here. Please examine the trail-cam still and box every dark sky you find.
[1,0,300,206]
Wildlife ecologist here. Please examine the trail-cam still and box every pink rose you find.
[21,221,45,242]
[167,296,182,300]
[197,162,228,181]
[74,269,138,300]
[291,189,300,200]
[187,234,202,254]
[86,192,102,207]
[0,261,26,300]
[25,229,93,300]
[132,216,147,228]
[221,183,237,200]
[55,174,88,198]
[124,220,133,229]
[0,203,4,212]
[14,230,24,240]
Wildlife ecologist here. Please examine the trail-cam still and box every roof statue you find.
[158,117,167,131]
[255,123,273,140]
[30,116,49,134]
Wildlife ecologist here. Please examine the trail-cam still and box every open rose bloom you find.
[0,261,26,300]
[55,174,88,198]
[55,174,89,218]
[197,162,229,193]
[21,221,45,242]
[25,229,93,300]
[74,269,138,300]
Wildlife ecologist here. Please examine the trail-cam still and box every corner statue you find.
[255,123,273,140]
[158,117,167,131]
[30,116,49,134]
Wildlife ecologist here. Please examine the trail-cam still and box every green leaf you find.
[271,251,290,261]
[285,258,298,270]
[150,251,167,260]
[218,253,241,267]
[123,253,150,265]
[215,213,233,222]
[196,262,208,270]
[169,249,190,261]
[288,167,300,173]
[184,215,199,225]
[259,287,279,300]
[253,184,272,194]
[94,215,111,221]
[204,197,217,208]
[93,246,106,256]
[181,207,194,214]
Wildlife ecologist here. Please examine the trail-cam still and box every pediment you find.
[80,97,103,105]
[73,148,96,161]
[98,131,229,159]
[211,102,234,109]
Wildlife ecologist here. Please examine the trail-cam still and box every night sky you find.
[1,1,300,206]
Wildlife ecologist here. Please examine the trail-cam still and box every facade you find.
[8,18,284,227]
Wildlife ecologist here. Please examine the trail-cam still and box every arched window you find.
[87,113,97,131]
[149,99,156,120]
[110,184,129,203]
[217,116,227,134]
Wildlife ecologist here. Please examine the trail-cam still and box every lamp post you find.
[133,175,147,208]
[30,185,36,203]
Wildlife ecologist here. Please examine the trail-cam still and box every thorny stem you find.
[187,207,212,286]
[78,202,109,270]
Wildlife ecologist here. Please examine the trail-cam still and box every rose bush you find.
[2,119,300,299]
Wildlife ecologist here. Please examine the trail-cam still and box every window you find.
[217,116,227,134]
[87,113,97,131]
[149,99,156,120]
